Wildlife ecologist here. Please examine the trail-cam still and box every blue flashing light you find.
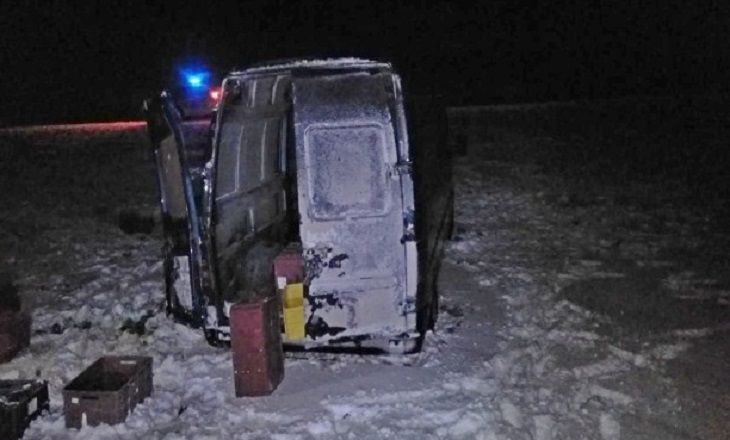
[186,74,204,88]
[178,65,211,91]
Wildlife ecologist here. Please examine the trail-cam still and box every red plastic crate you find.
[63,356,153,428]
[0,380,49,440]
[230,297,284,397]
[273,244,304,286]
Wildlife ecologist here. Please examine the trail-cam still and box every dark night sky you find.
[0,0,727,125]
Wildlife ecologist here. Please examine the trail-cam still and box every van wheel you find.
[429,281,440,330]
[425,261,441,331]
[446,193,456,240]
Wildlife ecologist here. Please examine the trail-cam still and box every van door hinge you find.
[394,161,412,176]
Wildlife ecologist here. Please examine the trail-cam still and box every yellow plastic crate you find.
[282,283,304,340]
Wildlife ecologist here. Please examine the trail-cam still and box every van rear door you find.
[145,94,207,327]
[292,72,417,341]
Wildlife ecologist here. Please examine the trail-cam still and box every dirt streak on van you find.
[145,58,453,352]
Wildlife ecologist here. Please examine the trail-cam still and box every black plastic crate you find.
[63,356,153,428]
[0,380,49,440]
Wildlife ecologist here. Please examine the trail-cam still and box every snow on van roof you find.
[230,58,392,76]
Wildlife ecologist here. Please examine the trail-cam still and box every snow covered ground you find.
[0,98,728,439]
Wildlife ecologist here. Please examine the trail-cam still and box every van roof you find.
[229,58,392,77]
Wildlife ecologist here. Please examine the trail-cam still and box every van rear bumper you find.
[299,276,414,343]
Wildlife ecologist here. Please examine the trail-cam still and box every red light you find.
[209,87,221,101]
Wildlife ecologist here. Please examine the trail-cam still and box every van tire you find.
[429,267,441,330]
[446,191,456,240]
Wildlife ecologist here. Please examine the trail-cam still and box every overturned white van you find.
[145,58,453,352]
